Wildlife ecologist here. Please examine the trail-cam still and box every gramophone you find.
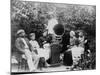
[52,23,65,44]
[47,18,65,65]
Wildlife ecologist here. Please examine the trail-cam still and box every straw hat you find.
[17,29,25,35]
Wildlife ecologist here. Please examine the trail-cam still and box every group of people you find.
[65,30,86,67]
[14,27,89,72]
[15,29,51,72]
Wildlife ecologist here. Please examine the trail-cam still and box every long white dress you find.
[29,40,40,70]
[70,46,84,64]
[37,43,51,61]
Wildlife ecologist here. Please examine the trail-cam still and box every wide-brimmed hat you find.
[17,29,25,35]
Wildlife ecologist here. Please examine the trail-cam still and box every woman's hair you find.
[29,33,35,37]
[75,39,80,46]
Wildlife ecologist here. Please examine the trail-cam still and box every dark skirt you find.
[63,51,73,66]
[49,44,62,65]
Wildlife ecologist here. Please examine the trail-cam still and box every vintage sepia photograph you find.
[11,0,96,74]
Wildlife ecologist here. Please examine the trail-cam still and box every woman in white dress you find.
[29,33,40,71]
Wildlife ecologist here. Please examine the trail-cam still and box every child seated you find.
[29,33,40,71]
[29,33,40,51]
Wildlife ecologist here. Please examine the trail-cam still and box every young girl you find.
[29,33,40,71]
[67,40,84,66]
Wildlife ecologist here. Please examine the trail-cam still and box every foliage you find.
[11,0,96,70]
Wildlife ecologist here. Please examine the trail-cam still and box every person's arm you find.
[35,41,40,48]
[67,49,71,52]
[15,38,25,53]
[29,41,39,54]
[82,48,85,54]
[28,42,33,52]
[38,37,43,48]
[65,49,71,53]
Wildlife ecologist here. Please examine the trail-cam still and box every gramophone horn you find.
[53,24,65,36]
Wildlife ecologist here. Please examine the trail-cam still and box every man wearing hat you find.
[15,29,35,72]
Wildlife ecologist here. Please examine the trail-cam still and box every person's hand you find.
[66,49,71,52]
[43,41,47,44]
[60,54,64,60]
[84,40,87,43]
[67,45,70,48]
[22,54,26,59]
